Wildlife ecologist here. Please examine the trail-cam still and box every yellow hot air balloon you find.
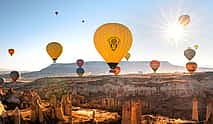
[194,44,199,50]
[46,42,63,63]
[94,23,133,69]
[124,52,131,61]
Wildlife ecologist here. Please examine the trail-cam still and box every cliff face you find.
[9,61,213,79]
[8,72,212,121]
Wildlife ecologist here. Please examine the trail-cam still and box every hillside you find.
[1,61,213,79]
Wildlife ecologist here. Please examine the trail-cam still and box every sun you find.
[165,22,185,44]
[153,3,195,47]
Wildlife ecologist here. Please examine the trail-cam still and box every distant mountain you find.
[0,68,13,74]
[16,61,213,79]
[0,68,29,75]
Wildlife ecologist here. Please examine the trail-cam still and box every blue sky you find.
[0,0,213,71]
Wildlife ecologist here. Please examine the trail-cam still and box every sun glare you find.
[165,23,185,44]
[154,3,197,47]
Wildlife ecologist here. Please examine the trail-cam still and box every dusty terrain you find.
[4,72,213,123]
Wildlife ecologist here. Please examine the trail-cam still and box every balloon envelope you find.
[179,15,190,26]
[8,49,15,56]
[76,59,84,67]
[114,66,121,75]
[76,67,85,77]
[10,71,20,82]
[55,11,59,15]
[186,62,197,74]
[46,42,63,63]
[94,23,133,69]
[184,48,196,61]
[150,60,160,73]
[125,52,131,61]
[194,44,199,50]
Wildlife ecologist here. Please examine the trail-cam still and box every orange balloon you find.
[114,66,121,76]
[179,15,190,26]
[8,49,15,56]
[186,62,197,74]
[150,60,160,73]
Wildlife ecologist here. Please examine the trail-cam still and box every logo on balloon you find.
[108,37,120,51]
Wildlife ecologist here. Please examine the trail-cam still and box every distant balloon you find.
[76,67,85,77]
[82,20,85,23]
[113,66,121,76]
[124,52,131,61]
[76,59,84,67]
[0,77,4,87]
[8,49,15,56]
[179,15,190,26]
[194,44,199,50]
[184,48,196,61]
[150,60,160,73]
[186,62,197,74]
[10,71,20,82]
[55,11,59,15]
[94,23,133,69]
[46,42,63,63]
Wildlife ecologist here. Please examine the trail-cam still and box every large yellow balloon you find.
[46,42,63,63]
[94,23,133,69]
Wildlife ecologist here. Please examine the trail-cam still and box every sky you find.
[0,0,213,71]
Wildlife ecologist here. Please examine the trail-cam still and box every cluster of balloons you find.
[93,23,134,75]
[45,42,86,76]
[0,48,20,83]
[93,23,132,75]
[76,59,85,77]
[184,47,197,74]
[178,14,199,74]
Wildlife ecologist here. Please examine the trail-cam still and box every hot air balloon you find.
[8,49,15,56]
[76,59,84,67]
[113,66,121,76]
[179,15,190,26]
[10,71,20,82]
[186,62,197,74]
[150,60,160,73]
[0,77,4,87]
[76,67,85,77]
[55,11,59,15]
[194,44,199,50]
[125,52,131,61]
[94,23,133,69]
[46,42,63,63]
[184,48,196,61]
